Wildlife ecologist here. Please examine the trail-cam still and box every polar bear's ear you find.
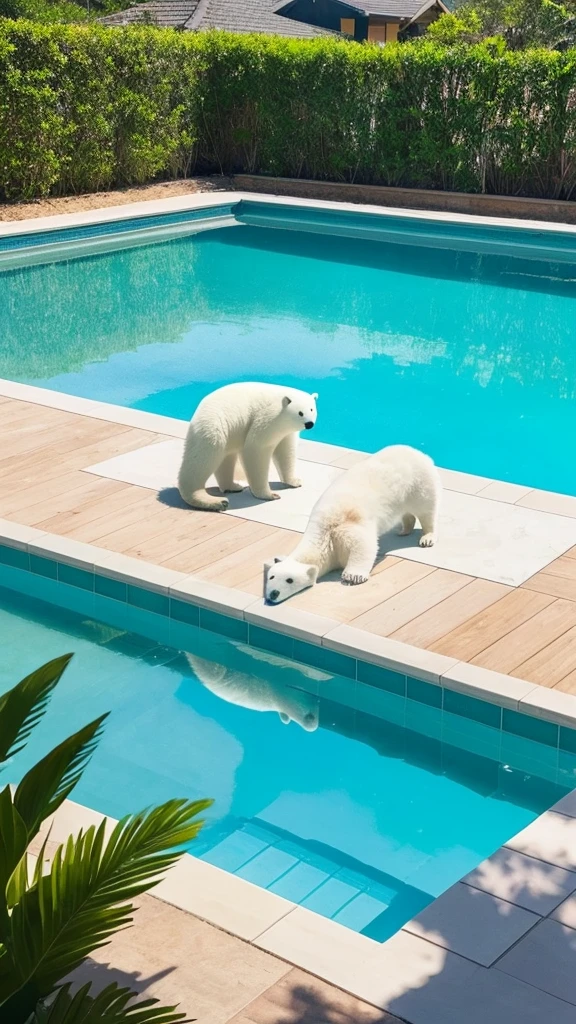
[273,556,285,564]
[307,565,319,584]
[311,393,318,400]
[279,712,291,724]
[282,395,292,407]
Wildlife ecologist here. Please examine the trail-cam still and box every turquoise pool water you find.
[2,220,576,493]
[1,582,571,943]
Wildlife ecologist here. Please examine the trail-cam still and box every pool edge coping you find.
[3,376,576,730]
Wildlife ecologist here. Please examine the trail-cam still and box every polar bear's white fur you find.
[185,650,320,731]
[265,444,441,603]
[178,382,318,511]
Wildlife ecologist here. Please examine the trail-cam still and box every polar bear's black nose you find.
[269,589,280,601]
[304,421,314,430]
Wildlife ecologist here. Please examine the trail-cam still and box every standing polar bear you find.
[178,382,318,511]
[265,445,441,603]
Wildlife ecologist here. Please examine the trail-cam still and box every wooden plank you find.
[554,668,576,694]
[522,572,576,602]
[538,555,576,581]
[431,588,554,661]
[160,520,279,574]
[472,598,576,674]
[35,483,155,534]
[351,568,472,637]
[62,492,168,543]
[123,510,240,564]
[513,624,576,687]
[0,429,166,488]
[391,579,512,649]
[199,527,300,587]
[1,417,129,464]
[289,558,433,621]
[7,477,129,527]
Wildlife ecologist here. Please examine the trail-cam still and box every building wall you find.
[279,0,368,39]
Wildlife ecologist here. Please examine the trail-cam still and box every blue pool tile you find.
[302,877,360,917]
[127,585,169,616]
[503,708,559,748]
[500,733,559,785]
[333,892,389,932]
[199,608,248,642]
[93,594,131,631]
[57,563,94,592]
[95,574,127,602]
[292,640,356,679]
[126,605,171,646]
[0,545,29,570]
[249,625,293,659]
[29,554,57,579]
[406,699,442,741]
[560,726,576,754]
[407,676,442,708]
[236,847,298,887]
[201,832,269,873]
[269,862,332,902]
[357,661,406,696]
[53,581,95,618]
[443,688,501,728]
[558,750,576,789]
[169,598,199,627]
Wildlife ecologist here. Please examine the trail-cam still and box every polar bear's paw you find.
[419,532,436,547]
[252,490,281,501]
[222,482,245,493]
[284,477,302,489]
[341,571,369,586]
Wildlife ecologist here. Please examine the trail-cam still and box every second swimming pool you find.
[1,575,572,944]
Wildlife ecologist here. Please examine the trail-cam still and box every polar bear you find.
[178,382,318,511]
[184,649,320,731]
[265,445,441,603]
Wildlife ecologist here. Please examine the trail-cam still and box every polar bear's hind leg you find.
[397,513,416,536]
[215,454,244,494]
[417,504,438,547]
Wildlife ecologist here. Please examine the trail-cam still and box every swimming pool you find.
[2,199,576,495]
[1,573,573,945]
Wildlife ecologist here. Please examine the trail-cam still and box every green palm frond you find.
[0,655,72,765]
[13,714,108,838]
[32,981,193,1024]
[0,798,212,1012]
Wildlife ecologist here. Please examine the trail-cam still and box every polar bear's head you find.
[265,556,319,604]
[281,390,318,432]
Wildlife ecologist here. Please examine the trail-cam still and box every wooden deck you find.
[3,396,576,693]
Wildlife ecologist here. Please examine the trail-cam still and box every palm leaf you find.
[33,981,193,1023]
[0,654,72,765]
[13,714,108,838]
[0,798,211,1012]
[0,784,28,939]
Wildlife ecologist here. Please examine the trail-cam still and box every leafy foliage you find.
[430,0,576,49]
[1,25,576,201]
[0,656,211,1023]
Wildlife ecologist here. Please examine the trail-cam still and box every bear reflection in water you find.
[184,645,321,732]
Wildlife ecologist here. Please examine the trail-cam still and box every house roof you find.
[275,0,449,19]
[101,0,335,34]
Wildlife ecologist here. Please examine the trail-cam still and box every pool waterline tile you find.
[503,708,559,749]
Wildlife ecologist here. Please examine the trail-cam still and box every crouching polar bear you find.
[178,382,318,511]
[265,444,441,603]
[184,647,320,731]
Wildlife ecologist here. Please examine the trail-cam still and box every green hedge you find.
[1,21,576,201]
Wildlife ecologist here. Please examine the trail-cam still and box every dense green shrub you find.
[1,22,576,201]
